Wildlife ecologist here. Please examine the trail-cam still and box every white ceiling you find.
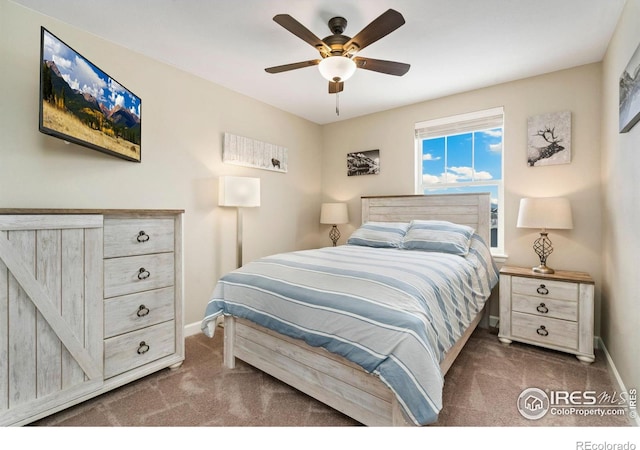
[12,0,626,125]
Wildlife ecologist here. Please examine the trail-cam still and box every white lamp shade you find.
[218,176,260,207]
[320,202,349,224]
[318,56,357,82]
[517,197,573,230]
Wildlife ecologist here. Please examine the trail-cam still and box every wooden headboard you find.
[361,193,491,246]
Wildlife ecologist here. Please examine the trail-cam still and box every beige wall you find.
[0,0,323,326]
[322,64,603,330]
[2,0,636,401]
[601,0,640,405]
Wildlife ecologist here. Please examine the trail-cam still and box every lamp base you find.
[329,225,340,247]
[532,264,555,274]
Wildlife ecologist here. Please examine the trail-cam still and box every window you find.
[415,107,504,254]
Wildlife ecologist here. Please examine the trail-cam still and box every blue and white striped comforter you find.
[201,235,498,425]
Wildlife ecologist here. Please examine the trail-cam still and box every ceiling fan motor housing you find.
[328,16,347,34]
[324,17,351,56]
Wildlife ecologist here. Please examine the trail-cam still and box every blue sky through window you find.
[421,128,503,247]
[421,128,502,186]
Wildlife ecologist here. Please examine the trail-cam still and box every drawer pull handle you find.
[137,304,150,317]
[137,341,150,355]
[536,284,549,295]
[536,303,549,314]
[536,325,549,337]
[137,231,150,243]
[137,268,151,280]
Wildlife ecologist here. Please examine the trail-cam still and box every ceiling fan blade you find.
[265,59,321,74]
[343,9,405,53]
[354,57,410,76]
[328,81,344,94]
[273,14,331,55]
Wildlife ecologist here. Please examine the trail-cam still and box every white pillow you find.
[402,220,475,255]
[347,222,409,248]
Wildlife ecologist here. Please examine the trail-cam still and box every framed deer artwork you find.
[526,111,571,167]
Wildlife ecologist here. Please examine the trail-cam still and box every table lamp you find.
[516,197,573,274]
[320,202,348,246]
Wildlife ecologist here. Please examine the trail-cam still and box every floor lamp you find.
[219,176,260,268]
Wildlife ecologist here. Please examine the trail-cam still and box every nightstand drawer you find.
[104,287,175,338]
[511,312,578,350]
[104,252,175,298]
[104,217,174,258]
[512,276,578,301]
[104,320,176,379]
[512,294,578,321]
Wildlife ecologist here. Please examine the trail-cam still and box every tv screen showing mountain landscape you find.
[39,27,141,162]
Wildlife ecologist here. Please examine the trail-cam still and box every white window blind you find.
[415,106,504,139]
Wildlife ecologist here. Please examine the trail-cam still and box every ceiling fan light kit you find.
[318,56,356,82]
[265,9,410,115]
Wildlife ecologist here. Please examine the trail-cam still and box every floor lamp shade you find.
[517,197,573,274]
[218,176,260,268]
[218,176,260,207]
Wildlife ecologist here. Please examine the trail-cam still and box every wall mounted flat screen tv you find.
[39,27,142,162]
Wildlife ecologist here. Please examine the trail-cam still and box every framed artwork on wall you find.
[347,149,379,176]
[223,133,288,173]
[619,41,640,133]
[39,27,142,162]
[527,111,571,167]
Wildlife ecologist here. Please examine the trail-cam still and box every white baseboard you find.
[597,337,640,427]
[184,320,202,337]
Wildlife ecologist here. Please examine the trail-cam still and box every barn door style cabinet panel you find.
[0,209,184,426]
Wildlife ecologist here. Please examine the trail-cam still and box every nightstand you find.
[498,265,595,364]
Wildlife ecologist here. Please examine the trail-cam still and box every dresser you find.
[498,265,595,364]
[0,209,184,426]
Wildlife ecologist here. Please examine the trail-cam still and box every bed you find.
[201,194,498,426]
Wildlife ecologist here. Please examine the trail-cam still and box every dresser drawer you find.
[104,218,174,258]
[512,276,578,301]
[104,252,174,298]
[511,312,578,350]
[104,287,175,338]
[104,320,176,379]
[512,294,578,321]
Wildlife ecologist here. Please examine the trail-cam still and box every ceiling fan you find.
[265,9,410,97]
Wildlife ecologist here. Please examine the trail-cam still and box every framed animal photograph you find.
[619,41,640,133]
[223,133,287,173]
[347,149,380,176]
[527,111,571,167]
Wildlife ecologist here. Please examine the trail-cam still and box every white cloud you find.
[423,153,441,161]
[482,129,503,138]
[449,166,493,181]
[52,55,72,70]
[489,142,503,153]
[109,88,125,108]
[67,56,107,101]
[423,166,493,184]
[422,174,442,184]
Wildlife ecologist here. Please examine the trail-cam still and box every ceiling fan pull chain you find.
[336,91,340,116]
